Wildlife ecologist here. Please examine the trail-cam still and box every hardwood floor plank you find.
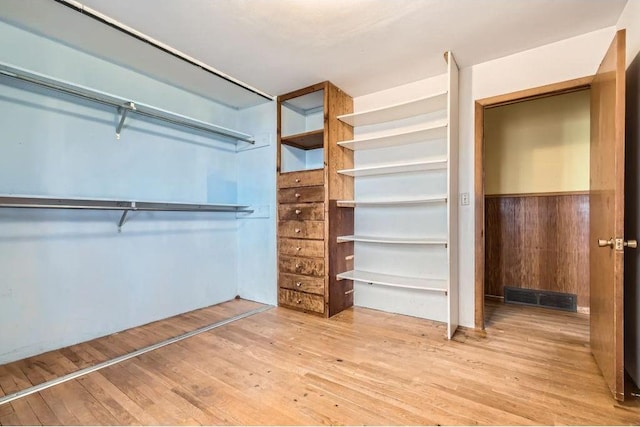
[1,299,638,425]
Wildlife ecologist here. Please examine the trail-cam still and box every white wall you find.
[0,21,274,363]
[618,0,640,388]
[236,103,278,305]
[458,26,617,327]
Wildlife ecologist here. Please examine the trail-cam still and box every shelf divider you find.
[281,129,324,150]
[337,92,448,126]
[337,235,447,245]
[338,120,447,150]
[337,159,447,177]
[337,270,447,294]
[337,196,447,207]
[0,61,255,144]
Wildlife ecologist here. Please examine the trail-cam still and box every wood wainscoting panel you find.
[485,193,589,308]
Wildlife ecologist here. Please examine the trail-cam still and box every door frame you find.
[474,76,594,329]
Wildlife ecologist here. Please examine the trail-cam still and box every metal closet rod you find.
[0,196,253,230]
[0,62,255,144]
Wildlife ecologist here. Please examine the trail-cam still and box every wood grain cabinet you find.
[277,82,354,317]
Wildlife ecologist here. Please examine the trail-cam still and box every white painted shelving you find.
[335,52,459,339]
[336,196,447,207]
[336,235,448,245]
[336,92,448,126]
[337,120,448,151]
[336,270,448,293]
[337,159,447,177]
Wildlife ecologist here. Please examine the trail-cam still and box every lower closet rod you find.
[0,304,272,406]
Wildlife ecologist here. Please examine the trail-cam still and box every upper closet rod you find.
[0,62,255,144]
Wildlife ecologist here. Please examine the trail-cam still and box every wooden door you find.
[589,29,626,401]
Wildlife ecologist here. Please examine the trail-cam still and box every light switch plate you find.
[460,192,470,206]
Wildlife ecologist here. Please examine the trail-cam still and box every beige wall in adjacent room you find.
[484,89,590,195]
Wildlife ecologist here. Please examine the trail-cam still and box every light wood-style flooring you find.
[1,299,639,425]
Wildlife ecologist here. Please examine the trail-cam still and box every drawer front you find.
[279,273,324,295]
[278,169,324,189]
[278,186,324,204]
[279,238,324,258]
[278,220,324,239]
[278,203,324,221]
[279,255,325,277]
[278,288,325,314]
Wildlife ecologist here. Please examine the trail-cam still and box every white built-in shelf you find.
[337,92,448,127]
[337,159,447,177]
[337,195,447,207]
[0,61,254,143]
[338,120,448,150]
[337,235,447,245]
[337,270,448,294]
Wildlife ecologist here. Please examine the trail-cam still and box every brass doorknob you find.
[625,240,638,248]
[598,238,614,248]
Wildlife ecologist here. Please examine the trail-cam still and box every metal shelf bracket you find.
[116,102,136,140]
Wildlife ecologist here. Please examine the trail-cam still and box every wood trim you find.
[474,76,594,331]
[474,102,485,329]
[477,76,593,108]
[278,82,328,102]
[485,190,590,198]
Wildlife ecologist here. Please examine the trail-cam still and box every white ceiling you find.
[74,0,627,97]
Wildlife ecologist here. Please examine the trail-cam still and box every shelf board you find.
[0,61,254,143]
[337,159,447,177]
[337,270,447,293]
[337,195,447,207]
[338,120,447,150]
[337,235,448,245]
[337,92,448,127]
[281,129,324,150]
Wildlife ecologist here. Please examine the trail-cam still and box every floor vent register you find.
[504,286,577,312]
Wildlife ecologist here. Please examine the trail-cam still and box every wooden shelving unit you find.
[277,81,355,318]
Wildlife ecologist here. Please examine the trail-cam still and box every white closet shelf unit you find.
[337,159,447,177]
[337,270,448,294]
[0,195,252,230]
[336,91,448,126]
[334,51,459,339]
[336,235,448,245]
[337,195,447,207]
[337,120,448,151]
[0,61,255,143]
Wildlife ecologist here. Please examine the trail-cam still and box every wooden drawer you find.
[279,255,325,277]
[278,203,324,221]
[278,288,325,314]
[278,169,324,189]
[279,273,324,295]
[278,220,324,239]
[279,238,324,258]
[278,186,324,204]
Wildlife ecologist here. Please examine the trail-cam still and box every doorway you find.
[474,76,593,329]
[483,89,591,317]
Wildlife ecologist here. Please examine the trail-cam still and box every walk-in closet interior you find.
[1,0,640,424]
